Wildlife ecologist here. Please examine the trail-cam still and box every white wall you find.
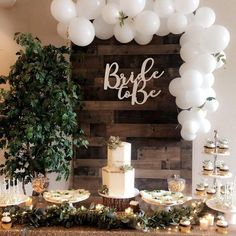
[0,0,236,194]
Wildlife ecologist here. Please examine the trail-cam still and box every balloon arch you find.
[51,0,230,141]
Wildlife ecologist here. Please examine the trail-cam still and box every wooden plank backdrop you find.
[71,35,192,195]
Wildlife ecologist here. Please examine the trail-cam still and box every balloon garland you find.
[51,0,230,141]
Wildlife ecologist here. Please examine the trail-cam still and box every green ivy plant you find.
[0,33,88,194]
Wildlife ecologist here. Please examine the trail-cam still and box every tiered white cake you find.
[102,137,135,197]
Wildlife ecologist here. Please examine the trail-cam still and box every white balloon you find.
[135,33,153,45]
[144,0,154,10]
[190,54,217,74]
[215,51,227,69]
[182,120,199,134]
[169,77,182,97]
[156,18,170,36]
[190,108,207,120]
[178,110,191,125]
[93,17,114,40]
[107,0,119,3]
[186,13,195,25]
[167,13,188,34]
[181,129,197,141]
[179,63,191,76]
[134,11,160,35]
[176,96,192,109]
[194,7,216,28]
[174,0,200,14]
[77,0,105,20]
[180,42,201,62]
[203,99,219,112]
[204,87,216,98]
[203,25,230,53]
[51,0,77,24]
[181,69,203,90]
[114,21,135,43]
[153,0,175,18]
[57,22,69,40]
[198,118,211,133]
[68,17,95,46]
[201,73,215,88]
[186,88,206,107]
[102,3,120,25]
[120,0,146,17]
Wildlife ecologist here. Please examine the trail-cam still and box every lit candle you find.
[206,214,214,226]
[125,207,133,215]
[25,197,33,207]
[95,204,104,211]
[200,217,209,231]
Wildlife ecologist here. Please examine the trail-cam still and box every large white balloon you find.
[93,17,114,40]
[181,69,203,90]
[186,88,206,107]
[51,0,77,24]
[182,120,199,134]
[156,18,170,36]
[135,33,153,45]
[179,63,191,77]
[176,96,192,110]
[144,0,154,10]
[198,118,211,133]
[203,25,230,53]
[102,3,120,25]
[201,73,215,88]
[114,21,136,43]
[77,0,105,20]
[174,0,200,14]
[57,22,69,40]
[153,0,175,18]
[120,0,146,17]
[180,42,201,62]
[68,17,95,46]
[169,77,182,97]
[181,129,197,141]
[203,99,219,112]
[134,11,160,35]
[191,54,217,74]
[194,7,216,28]
[204,87,216,98]
[178,110,191,125]
[190,108,207,120]
[167,13,188,34]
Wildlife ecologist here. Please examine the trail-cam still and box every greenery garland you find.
[0,201,205,230]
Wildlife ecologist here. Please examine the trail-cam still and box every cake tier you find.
[108,141,131,168]
[102,167,135,197]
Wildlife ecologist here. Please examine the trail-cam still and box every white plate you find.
[98,188,139,199]
[203,151,230,156]
[206,198,236,213]
[200,172,232,179]
[0,194,28,207]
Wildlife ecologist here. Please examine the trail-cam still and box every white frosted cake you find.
[102,136,135,197]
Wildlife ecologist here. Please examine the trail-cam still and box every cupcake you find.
[179,219,191,233]
[195,184,206,196]
[219,164,230,176]
[129,200,140,213]
[216,219,228,234]
[1,212,12,230]
[218,139,229,154]
[203,161,214,175]
[206,187,216,198]
[204,140,216,154]
[216,160,225,170]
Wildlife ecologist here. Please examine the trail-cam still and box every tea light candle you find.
[25,197,33,207]
[200,217,209,231]
[206,214,215,226]
[125,207,133,215]
[95,204,104,211]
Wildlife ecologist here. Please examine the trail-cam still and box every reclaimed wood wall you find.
[71,35,192,195]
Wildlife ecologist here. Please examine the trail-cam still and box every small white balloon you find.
[201,73,215,88]
[77,0,105,20]
[179,63,191,77]
[57,22,69,40]
[169,77,182,97]
[190,54,217,74]
[68,17,95,46]
[204,87,216,98]
[190,108,207,120]
[178,110,191,125]
[198,118,211,134]
[186,88,206,107]
[156,18,170,36]
[153,0,175,18]
[203,25,230,53]
[215,51,227,69]
[176,96,192,110]
[102,3,120,25]
[167,13,188,34]
[144,0,154,10]
[93,17,114,40]
[135,33,153,45]
[51,0,77,24]
[181,129,197,141]
[181,69,203,90]
[174,0,200,14]
[194,7,216,28]
[203,99,219,112]
[120,0,146,17]
[182,120,199,134]
[134,11,160,35]
[180,42,201,62]
[114,21,136,43]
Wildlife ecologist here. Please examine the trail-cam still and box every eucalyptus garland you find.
[0,201,205,230]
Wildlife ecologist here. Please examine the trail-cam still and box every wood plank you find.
[98,44,180,56]
[86,137,106,147]
[106,124,180,138]
[78,111,114,124]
